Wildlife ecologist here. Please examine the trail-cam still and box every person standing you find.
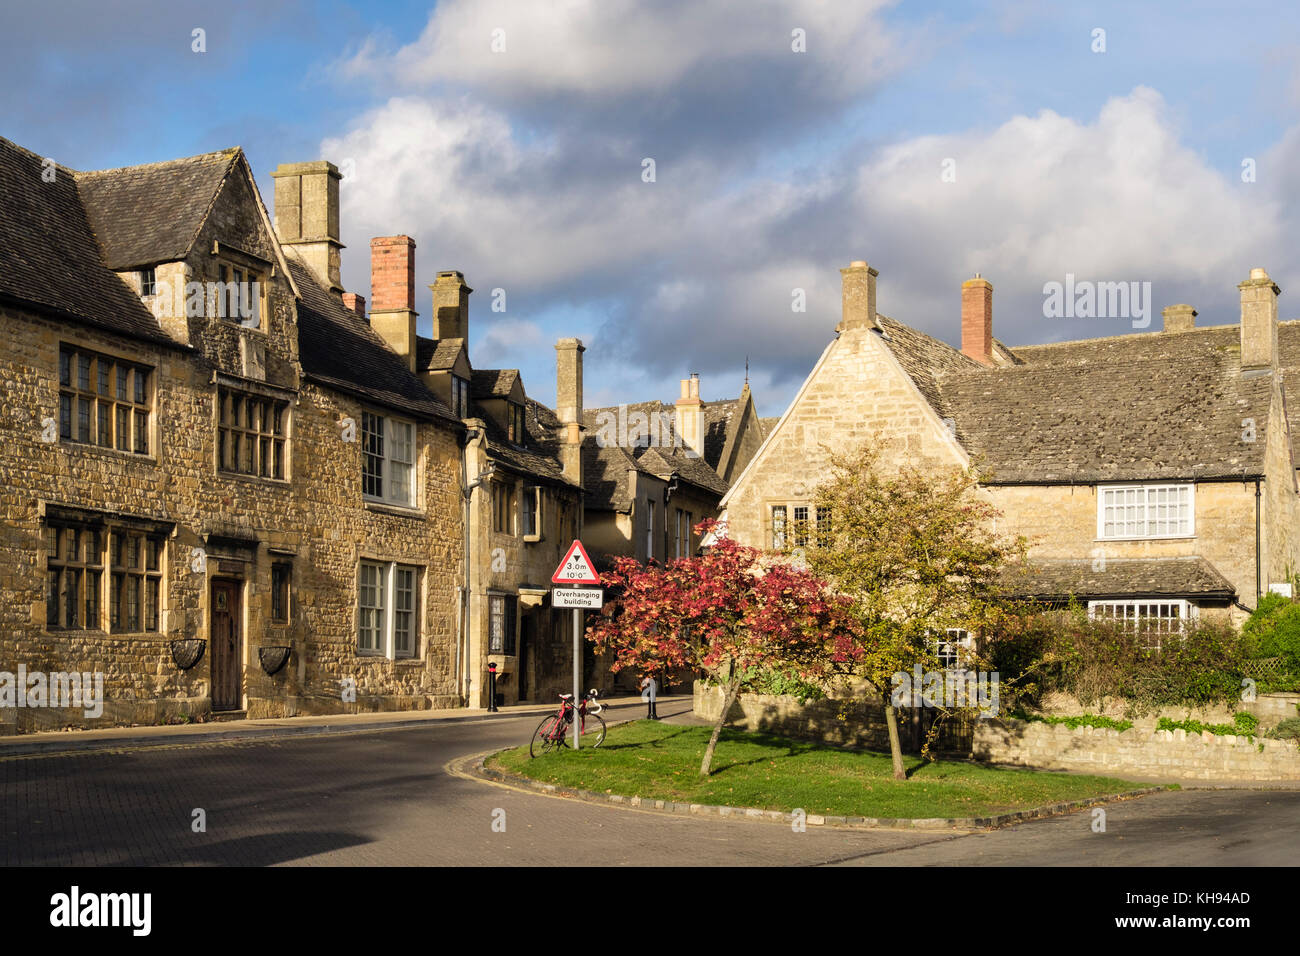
[639,674,659,720]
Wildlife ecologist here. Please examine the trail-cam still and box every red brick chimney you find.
[369,236,418,371]
[961,275,993,364]
[341,292,366,320]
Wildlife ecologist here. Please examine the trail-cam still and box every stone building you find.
[720,259,1300,648]
[0,129,596,733]
[582,376,765,566]
[357,233,591,708]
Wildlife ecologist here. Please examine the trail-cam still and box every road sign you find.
[552,587,603,609]
[552,539,599,585]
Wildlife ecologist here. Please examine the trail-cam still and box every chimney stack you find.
[674,374,704,458]
[555,338,585,485]
[369,236,418,372]
[961,275,993,364]
[271,161,344,293]
[1162,304,1196,333]
[1239,267,1280,370]
[838,261,878,332]
[431,271,472,340]
[342,292,366,320]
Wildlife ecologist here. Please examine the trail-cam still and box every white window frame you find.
[928,628,973,672]
[645,499,656,561]
[1088,599,1195,653]
[362,410,418,507]
[521,486,542,541]
[358,560,421,659]
[1097,483,1194,540]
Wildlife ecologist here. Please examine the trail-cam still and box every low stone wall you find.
[693,681,1300,782]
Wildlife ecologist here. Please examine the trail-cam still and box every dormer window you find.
[139,267,156,297]
[508,403,526,444]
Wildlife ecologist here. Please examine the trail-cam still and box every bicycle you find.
[529,689,606,757]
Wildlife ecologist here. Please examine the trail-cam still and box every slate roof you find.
[0,136,176,347]
[416,335,464,371]
[291,259,460,425]
[998,556,1237,601]
[76,149,238,270]
[874,316,1280,484]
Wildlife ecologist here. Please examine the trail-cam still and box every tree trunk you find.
[700,671,742,778]
[884,701,907,781]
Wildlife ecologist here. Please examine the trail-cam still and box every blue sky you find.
[5,0,1299,416]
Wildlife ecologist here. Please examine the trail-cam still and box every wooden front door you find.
[210,579,242,712]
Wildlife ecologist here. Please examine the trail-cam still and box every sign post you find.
[551,540,601,751]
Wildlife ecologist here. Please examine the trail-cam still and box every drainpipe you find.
[457,426,484,705]
[1256,479,1262,606]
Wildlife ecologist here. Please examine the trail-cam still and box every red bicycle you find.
[529,689,606,757]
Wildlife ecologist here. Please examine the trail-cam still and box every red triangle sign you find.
[552,539,600,585]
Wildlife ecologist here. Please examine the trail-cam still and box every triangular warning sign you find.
[552,539,600,585]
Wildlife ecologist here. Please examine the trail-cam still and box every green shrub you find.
[1014,711,1133,732]
[1156,713,1257,738]
[1241,595,1300,688]
[986,606,1245,716]
[1268,717,1300,741]
[736,665,826,703]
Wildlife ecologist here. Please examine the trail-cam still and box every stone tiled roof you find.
[876,317,1279,484]
[702,398,740,467]
[416,336,464,371]
[760,416,780,437]
[582,441,640,511]
[479,397,573,486]
[999,556,1237,601]
[0,136,176,347]
[292,260,460,425]
[581,401,734,509]
[472,368,519,399]
[76,148,238,270]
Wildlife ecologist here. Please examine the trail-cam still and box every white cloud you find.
[323,81,1296,418]
[341,0,903,100]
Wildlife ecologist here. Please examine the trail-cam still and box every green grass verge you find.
[488,720,1151,819]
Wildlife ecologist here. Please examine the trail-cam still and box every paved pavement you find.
[3,697,1298,866]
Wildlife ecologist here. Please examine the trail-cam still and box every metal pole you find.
[572,607,581,749]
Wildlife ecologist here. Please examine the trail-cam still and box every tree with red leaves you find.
[587,520,865,776]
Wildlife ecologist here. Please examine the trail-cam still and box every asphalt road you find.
[2,698,1297,866]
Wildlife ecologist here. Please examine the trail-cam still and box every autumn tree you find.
[587,520,865,776]
[790,440,1025,780]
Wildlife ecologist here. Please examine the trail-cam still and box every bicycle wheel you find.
[560,712,606,749]
[529,715,563,758]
